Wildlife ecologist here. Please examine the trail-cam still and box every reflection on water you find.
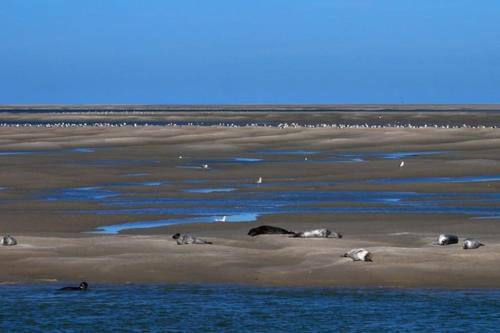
[1,284,499,332]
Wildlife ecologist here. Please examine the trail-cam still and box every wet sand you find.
[1,114,500,287]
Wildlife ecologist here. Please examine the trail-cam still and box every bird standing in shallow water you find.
[399,161,405,168]
[257,177,263,184]
[215,216,226,223]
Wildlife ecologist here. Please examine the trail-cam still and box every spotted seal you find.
[291,228,342,239]
[463,238,484,250]
[247,225,296,237]
[1,235,17,246]
[172,233,212,245]
[342,248,373,262]
[436,234,459,245]
[59,281,88,291]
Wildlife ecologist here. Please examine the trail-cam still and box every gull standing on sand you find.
[215,216,227,223]
[257,177,263,184]
[203,164,209,169]
[399,161,405,168]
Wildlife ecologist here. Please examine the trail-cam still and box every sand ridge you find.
[0,122,500,287]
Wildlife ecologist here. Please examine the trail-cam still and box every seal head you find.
[60,281,88,291]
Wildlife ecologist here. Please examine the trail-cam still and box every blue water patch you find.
[374,151,447,159]
[70,148,95,153]
[94,213,259,233]
[370,175,500,185]
[82,159,160,167]
[184,188,236,193]
[183,179,209,184]
[125,173,149,177]
[109,181,164,187]
[43,187,118,201]
[233,157,263,162]
[0,150,41,156]
[254,149,319,155]
[328,153,366,163]
[86,190,500,221]
[1,284,499,332]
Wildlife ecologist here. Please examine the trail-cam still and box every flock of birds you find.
[0,122,498,129]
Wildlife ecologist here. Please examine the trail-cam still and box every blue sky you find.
[0,0,499,104]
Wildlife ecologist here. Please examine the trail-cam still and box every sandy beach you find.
[1,111,500,287]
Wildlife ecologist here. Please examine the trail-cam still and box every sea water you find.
[0,284,499,332]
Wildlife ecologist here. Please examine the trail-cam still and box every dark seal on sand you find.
[248,225,296,237]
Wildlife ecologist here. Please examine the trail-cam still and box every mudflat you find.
[1,112,500,287]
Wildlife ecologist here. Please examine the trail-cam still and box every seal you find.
[247,225,295,237]
[436,234,459,245]
[463,238,484,250]
[291,228,342,238]
[172,233,212,245]
[59,281,88,291]
[1,235,17,246]
[342,248,373,262]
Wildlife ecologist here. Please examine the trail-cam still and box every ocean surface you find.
[1,284,499,332]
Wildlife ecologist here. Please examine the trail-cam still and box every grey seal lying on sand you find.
[1,235,17,246]
[172,233,212,245]
[248,225,295,237]
[342,248,373,262]
[436,234,459,245]
[59,281,88,291]
[463,238,484,250]
[291,228,342,238]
